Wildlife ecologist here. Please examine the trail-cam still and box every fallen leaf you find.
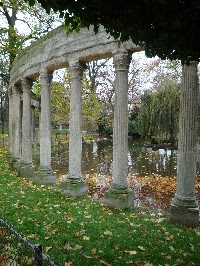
[64,243,73,250]
[65,261,73,266]
[103,230,112,236]
[138,246,145,251]
[125,250,137,255]
[83,255,95,259]
[45,247,52,253]
[91,248,97,254]
[74,245,83,250]
[100,259,111,265]
[83,236,90,241]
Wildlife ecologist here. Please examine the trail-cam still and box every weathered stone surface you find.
[102,50,133,209]
[60,179,88,197]
[170,203,199,228]
[170,62,199,227]
[103,186,134,209]
[19,164,35,179]
[21,78,32,165]
[10,26,141,88]
[34,168,56,185]
[40,70,53,170]
[68,61,84,180]
[12,85,22,162]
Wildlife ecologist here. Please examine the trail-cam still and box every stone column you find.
[19,78,35,178]
[170,62,199,227]
[7,90,13,165]
[8,90,13,152]
[61,60,88,197]
[31,106,36,147]
[103,50,134,209]
[11,85,22,169]
[37,70,55,184]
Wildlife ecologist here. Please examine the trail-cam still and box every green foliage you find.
[97,116,113,136]
[128,120,139,137]
[33,70,102,132]
[138,79,180,144]
[82,74,102,132]
[25,0,200,63]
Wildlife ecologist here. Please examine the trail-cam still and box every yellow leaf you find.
[125,250,137,255]
[45,246,52,253]
[91,248,97,254]
[99,259,111,265]
[83,255,95,259]
[65,261,73,266]
[138,246,145,251]
[83,236,90,241]
[103,230,112,236]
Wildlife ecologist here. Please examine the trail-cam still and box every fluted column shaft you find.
[40,70,53,170]
[170,62,199,227]
[31,107,36,146]
[61,60,88,196]
[68,61,84,179]
[176,62,198,201]
[12,85,21,161]
[8,90,13,154]
[112,50,131,189]
[103,50,134,209]
[21,78,32,165]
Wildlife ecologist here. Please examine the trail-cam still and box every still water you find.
[51,139,189,177]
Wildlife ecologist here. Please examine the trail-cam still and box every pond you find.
[51,138,181,177]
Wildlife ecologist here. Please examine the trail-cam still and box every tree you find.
[0,0,62,131]
[138,78,180,144]
[25,0,200,63]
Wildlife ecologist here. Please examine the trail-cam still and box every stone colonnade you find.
[8,51,199,226]
[9,49,135,209]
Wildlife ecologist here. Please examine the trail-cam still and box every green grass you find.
[0,148,200,265]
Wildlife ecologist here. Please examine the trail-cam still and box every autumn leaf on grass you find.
[103,230,112,236]
[45,247,52,253]
[83,236,90,241]
[138,246,145,251]
[74,245,83,250]
[75,230,85,237]
[65,261,73,266]
[64,243,73,250]
[125,250,137,255]
[100,259,111,266]
[91,248,97,254]
[83,255,95,259]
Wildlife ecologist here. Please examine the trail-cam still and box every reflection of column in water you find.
[128,152,132,166]
[92,141,98,155]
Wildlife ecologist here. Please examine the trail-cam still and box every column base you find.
[34,168,56,185]
[170,195,199,228]
[19,163,35,179]
[6,152,13,166]
[102,185,134,209]
[60,178,88,197]
[11,158,21,171]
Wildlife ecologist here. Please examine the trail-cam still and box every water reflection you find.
[51,139,179,177]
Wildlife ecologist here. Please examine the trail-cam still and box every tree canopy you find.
[25,0,200,63]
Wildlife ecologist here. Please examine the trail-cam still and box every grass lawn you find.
[0,147,200,265]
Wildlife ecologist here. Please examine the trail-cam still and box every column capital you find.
[21,78,32,92]
[40,70,53,86]
[113,50,132,71]
[69,61,86,80]
[12,84,21,95]
[8,89,12,98]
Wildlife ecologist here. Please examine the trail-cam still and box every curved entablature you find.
[10,25,142,88]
